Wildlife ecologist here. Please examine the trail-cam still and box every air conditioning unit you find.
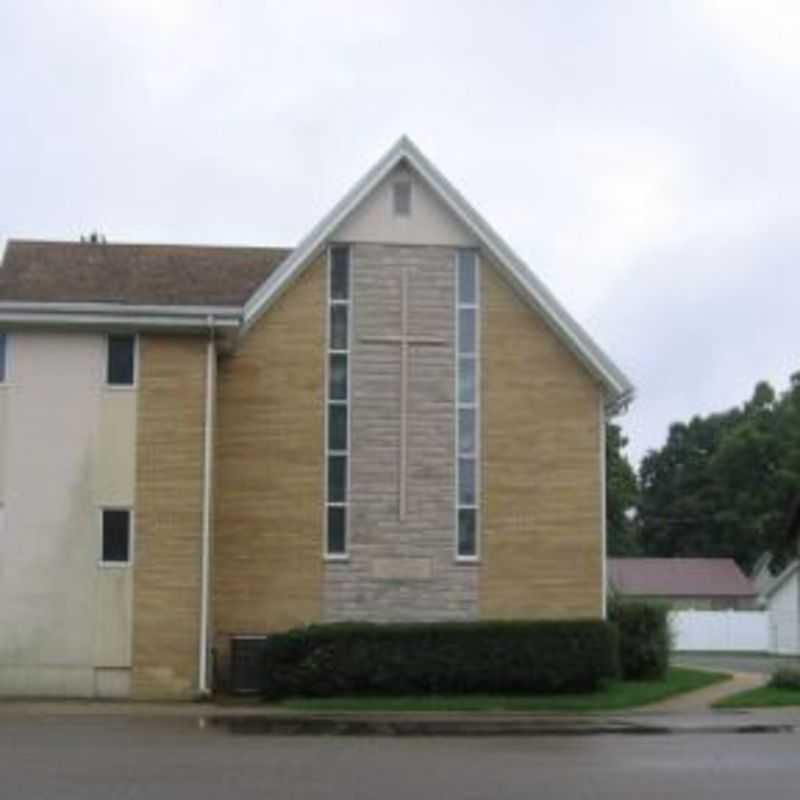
[229,635,269,695]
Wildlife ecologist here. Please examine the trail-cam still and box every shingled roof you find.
[608,558,757,598]
[0,240,291,307]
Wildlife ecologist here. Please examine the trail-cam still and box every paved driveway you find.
[674,652,800,675]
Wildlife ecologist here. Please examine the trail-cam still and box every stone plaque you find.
[371,558,433,581]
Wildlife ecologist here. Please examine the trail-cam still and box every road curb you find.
[206,714,796,737]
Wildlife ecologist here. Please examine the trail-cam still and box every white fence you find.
[669,610,769,652]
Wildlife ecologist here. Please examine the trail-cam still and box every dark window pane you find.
[458,408,476,455]
[107,335,135,385]
[458,308,476,354]
[328,404,347,451]
[458,357,476,404]
[329,354,348,400]
[330,304,348,350]
[458,509,477,557]
[328,455,347,503]
[102,510,130,563]
[458,251,477,305]
[327,506,346,555]
[458,457,477,506]
[0,332,6,382]
[393,181,411,215]
[330,247,350,300]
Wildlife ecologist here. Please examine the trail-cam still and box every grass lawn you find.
[714,686,800,708]
[277,667,729,713]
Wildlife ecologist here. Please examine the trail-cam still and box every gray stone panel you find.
[324,244,479,622]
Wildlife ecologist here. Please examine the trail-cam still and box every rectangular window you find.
[107,334,136,386]
[456,250,480,559]
[101,509,131,564]
[326,245,351,557]
[0,332,6,383]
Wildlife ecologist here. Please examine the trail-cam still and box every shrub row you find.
[770,668,800,690]
[608,600,670,680]
[261,620,619,699]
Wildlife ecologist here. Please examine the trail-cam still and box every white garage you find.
[761,561,800,656]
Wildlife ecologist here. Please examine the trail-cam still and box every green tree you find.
[605,421,639,555]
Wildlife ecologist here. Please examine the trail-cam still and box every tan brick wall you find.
[213,257,325,649]
[132,335,207,698]
[480,261,604,620]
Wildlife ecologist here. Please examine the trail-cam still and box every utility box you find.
[229,635,269,695]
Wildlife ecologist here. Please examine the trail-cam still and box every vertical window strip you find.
[456,250,480,560]
[326,245,351,557]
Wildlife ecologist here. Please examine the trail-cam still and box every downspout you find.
[600,394,608,620]
[198,316,217,695]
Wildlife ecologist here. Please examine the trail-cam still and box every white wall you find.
[336,164,478,247]
[670,610,770,652]
[0,332,136,697]
[768,573,800,655]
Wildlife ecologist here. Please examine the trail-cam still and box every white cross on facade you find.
[360,268,445,521]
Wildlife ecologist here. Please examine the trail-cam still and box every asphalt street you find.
[1,714,799,799]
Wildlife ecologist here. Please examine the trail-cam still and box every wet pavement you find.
[0,713,799,799]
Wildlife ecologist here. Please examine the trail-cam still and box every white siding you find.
[336,165,478,247]
[768,573,800,655]
[0,332,136,697]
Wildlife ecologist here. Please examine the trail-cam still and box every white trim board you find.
[241,135,634,409]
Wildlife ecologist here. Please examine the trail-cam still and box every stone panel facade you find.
[324,243,479,621]
[132,335,207,698]
[480,261,604,619]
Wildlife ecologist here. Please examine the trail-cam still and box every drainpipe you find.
[198,316,216,695]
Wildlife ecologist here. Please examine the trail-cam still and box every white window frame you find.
[454,249,481,562]
[98,506,135,568]
[105,333,139,389]
[323,244,352,560]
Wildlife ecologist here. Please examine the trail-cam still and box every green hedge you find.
[770,668,800,690]
[261,620,619,699]
[607,600,670,680]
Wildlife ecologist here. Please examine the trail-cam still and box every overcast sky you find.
[2,1,799,464]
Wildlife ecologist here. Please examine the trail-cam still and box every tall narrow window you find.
[456,250,480,559]
[326,245,350,557]
[0,332,6,383]
[107,334,136,386]
[101,509,132,565]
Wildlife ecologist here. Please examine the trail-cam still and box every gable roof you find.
[0,241,289,307]
[242,135,634,409]
[608,558,757,598]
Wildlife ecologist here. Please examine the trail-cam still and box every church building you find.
[0,137,633,698]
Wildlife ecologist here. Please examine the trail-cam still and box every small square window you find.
[107,335,135,386]
[102,509,131,564]
[0,332,6,383]
[393,181,412,216]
